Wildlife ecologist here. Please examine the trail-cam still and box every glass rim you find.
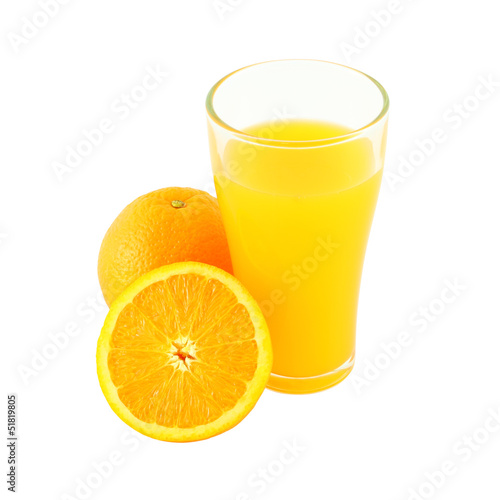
[205,59,390,147]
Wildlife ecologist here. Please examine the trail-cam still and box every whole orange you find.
[98,187,233,306]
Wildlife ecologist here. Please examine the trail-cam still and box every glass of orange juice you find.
[206,60,389,394]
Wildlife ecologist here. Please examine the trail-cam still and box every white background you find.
[2,0,500,499]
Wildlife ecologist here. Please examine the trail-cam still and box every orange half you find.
[96,262,272,442]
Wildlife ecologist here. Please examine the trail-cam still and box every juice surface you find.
[214,120,382,390]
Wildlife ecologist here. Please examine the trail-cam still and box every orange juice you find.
[213,120,384,393]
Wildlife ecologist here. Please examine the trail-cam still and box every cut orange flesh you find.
[96,262,272,442]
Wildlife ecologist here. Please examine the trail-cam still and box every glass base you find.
[266,355,355,394]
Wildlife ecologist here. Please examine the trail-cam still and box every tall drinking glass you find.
[206,60,389,394]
